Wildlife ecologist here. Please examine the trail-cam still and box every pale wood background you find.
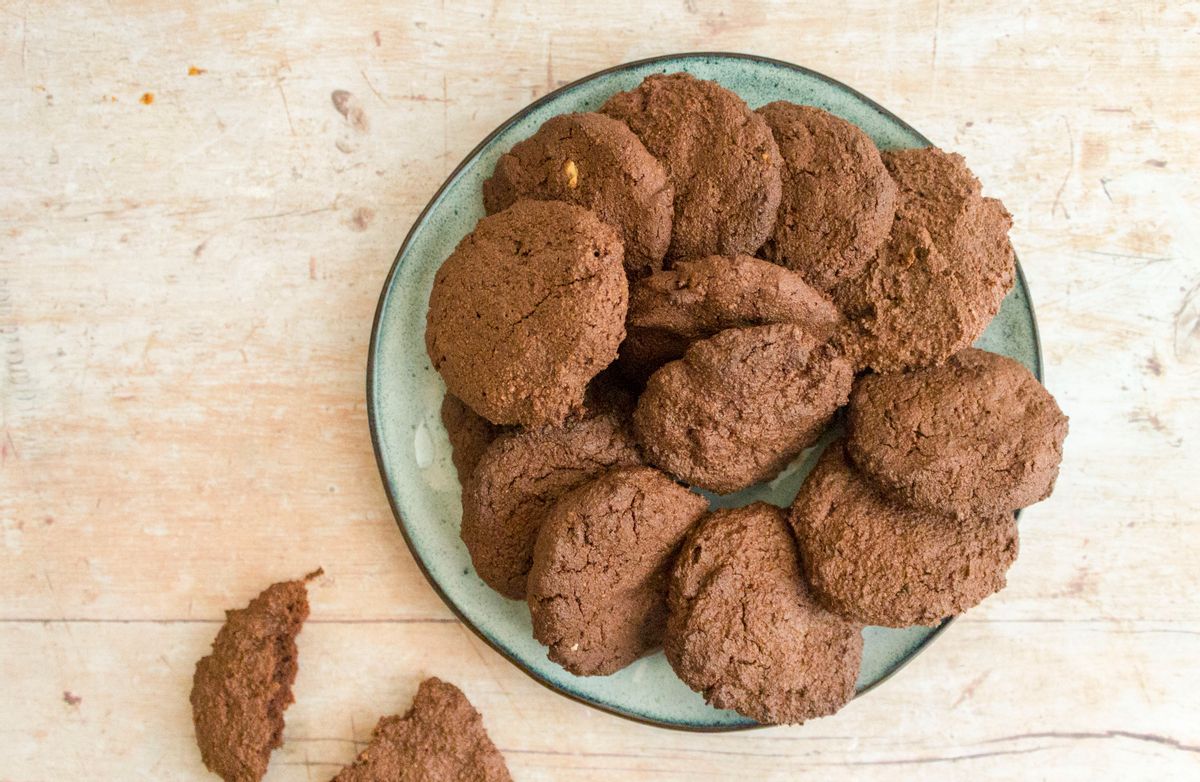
[2,1,1198,780]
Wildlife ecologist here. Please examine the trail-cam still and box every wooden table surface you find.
[3,2,1198,780]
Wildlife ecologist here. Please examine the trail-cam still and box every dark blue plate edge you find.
[365,51,1043,732]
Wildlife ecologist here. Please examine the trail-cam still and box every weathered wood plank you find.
[2,0,1198,779]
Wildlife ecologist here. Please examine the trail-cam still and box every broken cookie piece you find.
[330,677,512,782]
[191,570,321,782]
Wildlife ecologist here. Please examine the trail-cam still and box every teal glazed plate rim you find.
[366,52,1043,731]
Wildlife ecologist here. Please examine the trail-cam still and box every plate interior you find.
[368,53,1040,729]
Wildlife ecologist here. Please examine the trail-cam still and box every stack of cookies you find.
[424,72,1068,725]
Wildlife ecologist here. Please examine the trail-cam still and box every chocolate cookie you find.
[664,503,863,724]
[634,323,853,494]
[461,396,643,599]
[425,199,628,427]
[601,72,781,261]
[483,112,673,279]
[756,101,897,293]
[527,466,708,676]
[619,254,842,380]
[834,147,1015,373]
[440,393,504,485]
[846,348,1068,516]
[330,677,512,782]
[789,443,1019,626]
[191,570,320,782]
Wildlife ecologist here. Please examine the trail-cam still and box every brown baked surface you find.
[190,572,318,782]
[847,348,1069,516]
[756,101,897,293]
[601,73,781,261]
[664,503,863,725]
[483,111,673,279]
[425,199,627,427]
[526,465,708,676]
[416,76,1061,725]
[440,393,504,486]
[329,677,512,782]
[789,443,1019,626]
[619,254,842,381]
[460,394,643,600]
[633,323,852,494]
[834,147,1014,373]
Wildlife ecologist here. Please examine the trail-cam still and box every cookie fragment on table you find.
[190,570,321,782]
[329,677,512,782]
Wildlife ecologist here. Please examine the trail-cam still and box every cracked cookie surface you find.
[834,147,1014,373]
[756,101,897,294]
[619,254,842,382]
[634,323,852,494]
[483,111,673,279]
[789,442,1019,627]
[664,503,863,725]
[330,677,512,782]
[461,393,643,600]
[601,73,781,261]
[847,348,1069,516]
[526,465,708,676]
[425,199,627,427]
[440,393,504,486]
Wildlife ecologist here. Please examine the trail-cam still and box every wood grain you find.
[2,1,1198,779]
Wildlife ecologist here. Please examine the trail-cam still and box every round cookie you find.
[440,393,504,486]
[846,348,1068,517]
[482,112,674,279]
[634,323,853,494]
[461,397,643,600]
[601,72,782,261]
[619,254,843,381]
[834,147,1014,373]
[526,466,708,676]
[664,503,863,725]
[789,442,1019,627]
[756,101,897,293]
[425,199,627,427]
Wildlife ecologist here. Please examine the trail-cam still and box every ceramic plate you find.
[367,52,1042,730]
